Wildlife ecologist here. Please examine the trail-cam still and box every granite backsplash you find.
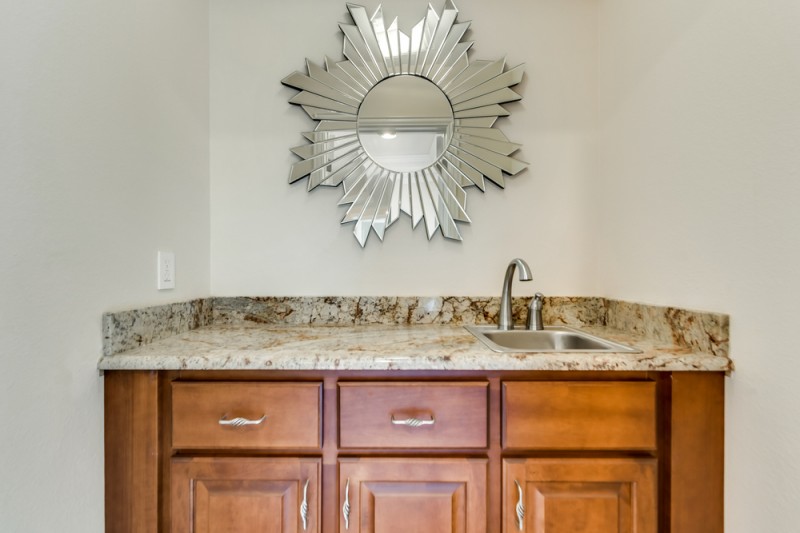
[102,296,729,359]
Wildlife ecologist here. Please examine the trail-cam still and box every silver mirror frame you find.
[282,1,527,247]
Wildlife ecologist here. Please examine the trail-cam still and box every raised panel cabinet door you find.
[503,458,656,533]
[338,458,487,533]
[171,457,321,533]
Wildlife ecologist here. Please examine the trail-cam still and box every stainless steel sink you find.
[465,325,640,353]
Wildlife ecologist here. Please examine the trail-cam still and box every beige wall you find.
[209,0,599,297]
[596,0,800,529]
[0,1,210,530]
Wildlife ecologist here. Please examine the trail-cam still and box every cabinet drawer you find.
[339,382,488,448]
[503,381,657,451]
[171,382,321,450]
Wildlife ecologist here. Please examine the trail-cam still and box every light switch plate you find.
[157,251,175,290]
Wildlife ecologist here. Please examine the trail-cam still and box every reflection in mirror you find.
[357,76,454,172]
[282,1,528,246]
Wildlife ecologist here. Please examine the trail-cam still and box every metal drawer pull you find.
[515,479,525,531]
[342,478,351,530]
[390,415,435,427]
[218,414,267,427]
[300,479,310,531]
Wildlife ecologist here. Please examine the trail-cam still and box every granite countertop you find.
[98,319,732,373]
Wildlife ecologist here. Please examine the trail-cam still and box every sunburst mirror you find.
[282,1,527,247]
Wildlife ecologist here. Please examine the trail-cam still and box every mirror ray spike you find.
[289,91,357,114]
[386,19,402,75]
[453,104,511,119]
[341,26,381,83]
[399,173,411,217]
[408,19,425,76]
[283,2,527,246]
[327,56,371,93]
[429,166,469,224]
[288,141,361,183]
[417,171,441,239]
[343,171,382,224]
[453,132,522,156]
[448,145,505,187]
[414,6,440,76]
[308,149,365,190]
[302,131,358,143]
[451,88,522,112]
[301,106,356,121]
[453,139,528,175]
[434,163,469,216]
[339,162,374,204]
[354,170,390,246]
[438,159,471,188]
[423,169,462,240]
[346,3,389,78]
[446,60,503,98]
[318,153,370,188]
[454,116,497,128]
[291,135,359,159]
[372,173,396,239]
[449,64,525,104]
[446,57,506,98]
[389,173,402,226]
[453,126,510,142]
[420,1,458,77]
[281,70,362,106]
[428,26,471,81]
[442,152,486,191]
[370,7,394,76]
[410,173,423,228]
[307,59,365,99]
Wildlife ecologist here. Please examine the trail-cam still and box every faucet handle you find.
[526,293,545,331]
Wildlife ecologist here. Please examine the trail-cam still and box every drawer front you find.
[339,381,488,449]
[171,382,321,450]
[503,381,657,451]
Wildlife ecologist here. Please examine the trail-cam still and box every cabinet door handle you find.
[390,415,435,427]
[218,414,267,427]
[342,477,351,530]
[514,479,525,531]
[300,479,310,531]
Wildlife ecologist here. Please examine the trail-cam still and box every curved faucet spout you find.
[498,258,532,330]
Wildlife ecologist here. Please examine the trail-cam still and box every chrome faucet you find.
[498,258,532,330]
[526,292,544,331]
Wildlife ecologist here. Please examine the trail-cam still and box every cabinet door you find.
[172,457,320,533]
[339,458,487,533]
[503,458,656,533]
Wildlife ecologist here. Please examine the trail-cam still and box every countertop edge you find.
[97,323,733,373]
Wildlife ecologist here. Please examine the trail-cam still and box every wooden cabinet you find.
[502,382,658,533]
[168,382,322,533]
[171,457,321,533]
[104,371,724,533]
[339,381,488,448]
[338,458,487,533]
[503,458,656,533]
[171,382,322,450]
[502,381,657,451]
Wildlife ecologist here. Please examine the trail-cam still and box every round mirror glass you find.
[357,75,454,172]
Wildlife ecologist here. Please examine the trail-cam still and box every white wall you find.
[595,0,800,529]
[210,0,598,297]
[0,1,209,530]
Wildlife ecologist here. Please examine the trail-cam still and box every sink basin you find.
[465,325,640,353]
